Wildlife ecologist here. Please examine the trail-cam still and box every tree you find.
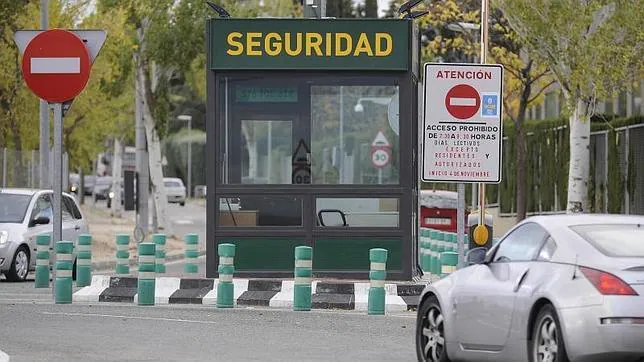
[488,7,555,221]
[326,0,354,18]
[498,0,644,213]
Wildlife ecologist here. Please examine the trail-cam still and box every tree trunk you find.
[111,138,123,217]
[566,99,591,213]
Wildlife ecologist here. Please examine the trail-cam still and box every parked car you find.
[164,177,186,206]
[92,176,112,201]
[415,214,644,362]
[0,188,89,281]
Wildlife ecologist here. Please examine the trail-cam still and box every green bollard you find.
[440,251,458,278]
[35,234,50,288]
[137,242,156,306]
[184,233,199,274]
[293,246,313,311]
[55,241,74,304]
[217,243,236,308]
[115,233,130,275]
[75,234,92,287]
[153,234,166,274]
[368,248,388,315]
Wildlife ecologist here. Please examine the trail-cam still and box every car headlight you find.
[71,185,77,192]
[109,191,115,199]
[0,231,8,245]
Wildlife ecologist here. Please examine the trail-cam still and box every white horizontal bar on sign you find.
[449,97,477,106]
[31,57,80,74]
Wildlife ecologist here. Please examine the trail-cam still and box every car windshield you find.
[165,181,182,188]
[0,193,32,223]
[570,223,644,257]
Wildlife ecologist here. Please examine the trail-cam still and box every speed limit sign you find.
[371,148,391,168]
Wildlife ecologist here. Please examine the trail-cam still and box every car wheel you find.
[6,246,30,282]
[531,304,569,362]
[180,202,185,207]
[416,295,450,362]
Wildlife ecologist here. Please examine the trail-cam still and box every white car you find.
[164,178,186,206]
[0,188,89,281]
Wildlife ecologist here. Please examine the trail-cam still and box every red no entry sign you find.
[21,29,91,103]
[445,84,480,120]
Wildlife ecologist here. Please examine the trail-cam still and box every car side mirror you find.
[466,247,487,266]
[30,214,50,227]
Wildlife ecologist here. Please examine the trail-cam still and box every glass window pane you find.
[316,197,399,228]
[493,222,547,262]
[240,120,293,184]
[311,85,399,185]
[218,195,302,227]
[570,224,644,257]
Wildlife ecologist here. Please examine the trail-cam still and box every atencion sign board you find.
[422,63,503,183]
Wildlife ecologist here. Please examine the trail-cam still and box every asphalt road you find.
[0,296,417,361]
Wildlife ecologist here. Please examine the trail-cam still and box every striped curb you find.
[72,277,427,310]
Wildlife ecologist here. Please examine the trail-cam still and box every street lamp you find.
[177,114,192,199]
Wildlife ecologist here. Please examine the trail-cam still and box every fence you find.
[496,122,644,216]
[0,148,69,190]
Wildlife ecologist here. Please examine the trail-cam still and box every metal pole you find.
[39,0,49,190]
[187,117,192,199]
[2,148,6,188]
[135,72,149,242]
[339,86,344,184]
[478,0,489,228]
[52,102,63,300]
[378,168,383,184]
[457,183,465,268]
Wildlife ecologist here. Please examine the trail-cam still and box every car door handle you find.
[513,269,529,292]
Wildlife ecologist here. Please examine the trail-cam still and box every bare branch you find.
[528,80,557,104]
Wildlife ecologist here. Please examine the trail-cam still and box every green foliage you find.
[498,116,643,215]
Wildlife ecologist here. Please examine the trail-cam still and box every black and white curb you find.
[73,276,426,311]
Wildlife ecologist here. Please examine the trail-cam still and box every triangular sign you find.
[14,29,107,64]
[372,130,390,147]
[292,139,310,165]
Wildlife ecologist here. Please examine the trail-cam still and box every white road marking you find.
[30,57,80,74]
[42,311,219,325]
[449,97,477,106]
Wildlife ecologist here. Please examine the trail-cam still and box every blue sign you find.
[481,93,499,117]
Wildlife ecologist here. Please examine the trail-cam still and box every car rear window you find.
[570,223,644,257]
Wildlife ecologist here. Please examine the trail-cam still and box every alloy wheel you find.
[421,305,445,361]
[15,249,29,280]
[534,315,559,362]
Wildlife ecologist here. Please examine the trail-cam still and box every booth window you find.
[218,195,303,227]
[316,197,399,228]
[311,85,399,185]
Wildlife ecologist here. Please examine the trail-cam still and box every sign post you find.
[371,130,391,184]
[15,28,105,299]
[422,63,503,268]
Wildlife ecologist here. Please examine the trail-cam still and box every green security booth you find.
[206,17,421,280]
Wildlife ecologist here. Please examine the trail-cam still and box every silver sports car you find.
[415,214,644,362]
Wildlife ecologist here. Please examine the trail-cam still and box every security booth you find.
[205,18,421,280]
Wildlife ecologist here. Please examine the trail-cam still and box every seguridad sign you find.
[421,63,504,183]
[209,18,410,70]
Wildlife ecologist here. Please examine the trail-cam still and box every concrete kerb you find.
[92,250,207,271]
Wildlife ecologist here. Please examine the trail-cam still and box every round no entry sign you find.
[21,29,91,103]
[445,84,480,120]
